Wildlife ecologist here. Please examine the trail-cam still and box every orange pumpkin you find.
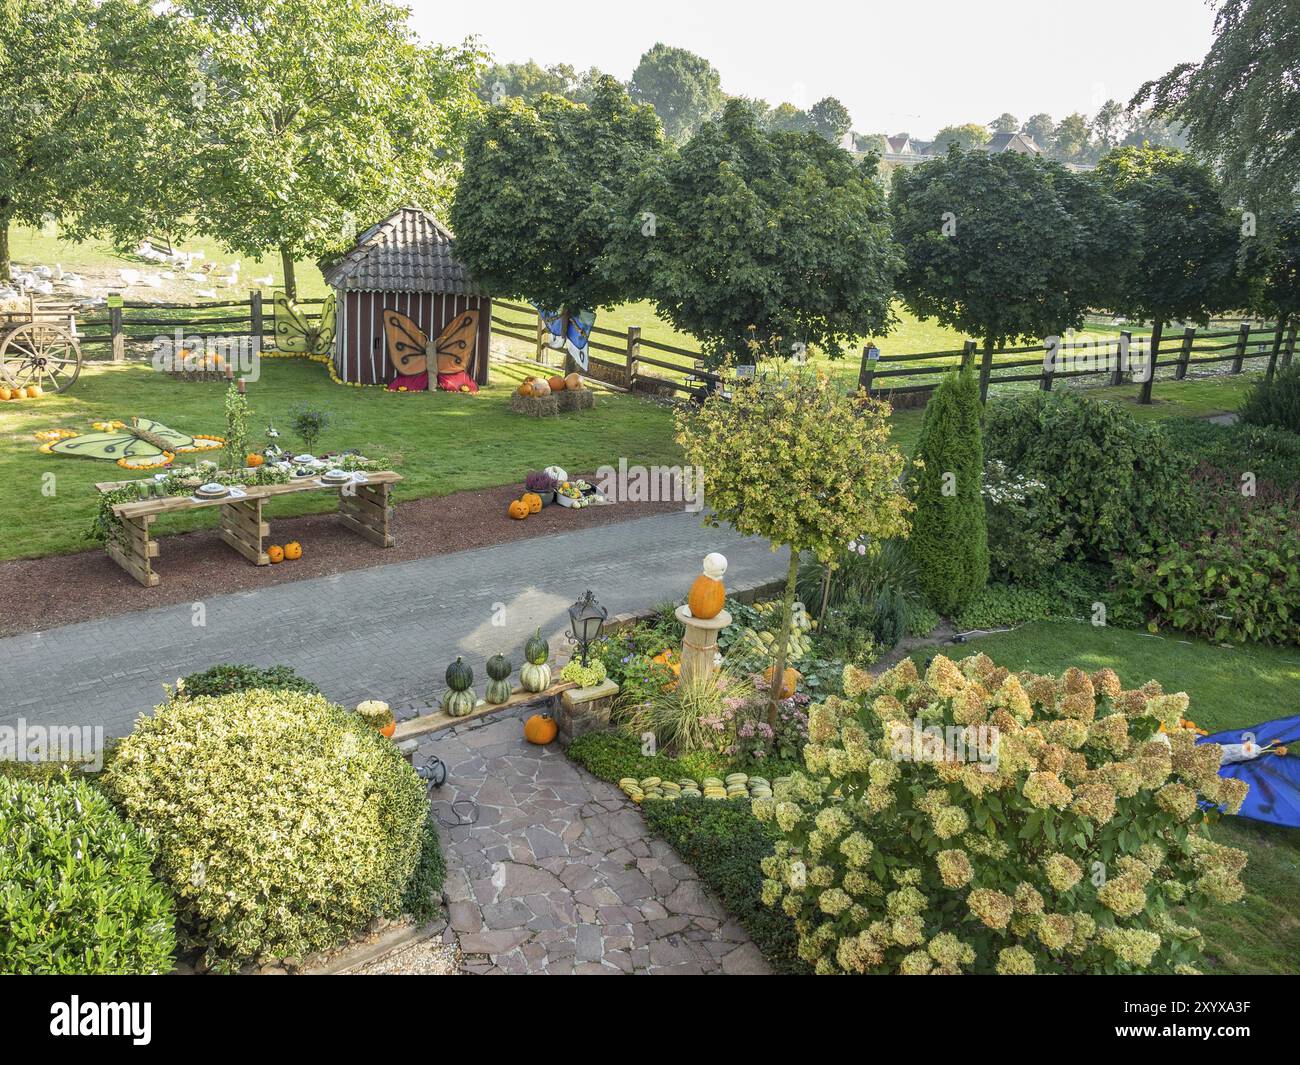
[24,385,42,398]
[6,389,21,401]
[267,545,285,563]
[0,387,11,401]
[531,378,552,397]
[763,665,801,699]
[564,372,582,390]
[284,541,302,561]
[518,380,535,397]
[548,375,566,392]
[524,714,558,745]
[246,453,264,467]
[521,492,542,514]
[687,574,725,619]
[380,722,396,739]
[508,499,530,520]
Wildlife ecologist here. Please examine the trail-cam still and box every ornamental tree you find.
[451,76,663,323]
[628,43,723,144]
[619,100,901,364]
[756,653,1249,975]
[675,363,912,722]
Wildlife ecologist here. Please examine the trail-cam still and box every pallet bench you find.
[95,471,402,587]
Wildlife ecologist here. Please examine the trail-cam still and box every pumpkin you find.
[518,380,534,397]
[531,378,551,397]
[446,656,474,692]
[507,499,529,520]
[283,541,302,561]
[486,653,513,681]
[7,389,21,401]
[520,661,551,693]
[444,689,476,717]
[25,385,42,398]
[688,575,725,620]
[267,544,285,563]
[547,375,566,392]
[564,372,582,390]
[485,677,513,704]
[524,628,549,665]
[246,453,265,467]
[524,714,558,745]
[0,388,10,401]
[521,492,542,514]
[763,665,802,699]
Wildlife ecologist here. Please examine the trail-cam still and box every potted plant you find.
[356,699,396,738]
[524,470,557,506]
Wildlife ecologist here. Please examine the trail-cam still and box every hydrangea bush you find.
[754,653,1248,974]
[102,689,428,968]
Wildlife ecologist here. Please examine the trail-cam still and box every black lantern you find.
[566,590,608,666]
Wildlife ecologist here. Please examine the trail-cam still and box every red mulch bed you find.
[0,481,683,637]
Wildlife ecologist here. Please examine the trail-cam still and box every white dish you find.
[292,454,316,464]
[322,469,349,482]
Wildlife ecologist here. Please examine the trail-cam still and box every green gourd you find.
[524,628,549,666]
[486,654,513,681]
[444,688,476,717]
[486,678,513,703]
[520,661,551,693]
[445,656,473,692]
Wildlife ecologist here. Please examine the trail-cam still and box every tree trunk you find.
[280,247,297,302]
[0,214,10,283]
[766,548,801,726]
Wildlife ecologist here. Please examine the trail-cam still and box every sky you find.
[407,0,1218,138]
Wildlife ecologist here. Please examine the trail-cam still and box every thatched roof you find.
[319,206,484,295]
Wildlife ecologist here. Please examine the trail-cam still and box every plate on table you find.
[292,454,317,465]
[196,482,229,499]
[321,469,351,485]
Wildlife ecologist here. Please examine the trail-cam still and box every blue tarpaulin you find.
[1199,716,1300,830]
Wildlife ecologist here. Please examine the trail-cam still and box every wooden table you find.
[95,471,402,587]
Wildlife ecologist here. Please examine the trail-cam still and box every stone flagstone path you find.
[416,707,770,975]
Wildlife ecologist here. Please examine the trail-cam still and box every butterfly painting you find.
[533,305,595,371]
[275,294,337,356]
[382,309,479,393]
[37,418,224,470]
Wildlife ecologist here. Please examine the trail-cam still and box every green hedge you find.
[1240,362,1300,436]
[180,663,320,698]
[402,820,447,924]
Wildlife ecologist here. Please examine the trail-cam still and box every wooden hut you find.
[320,206,491,390]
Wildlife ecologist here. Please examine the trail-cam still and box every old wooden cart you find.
[0,297,83,393]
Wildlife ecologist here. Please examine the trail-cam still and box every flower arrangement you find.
[755,652,1249,974]
[525,470,557,494]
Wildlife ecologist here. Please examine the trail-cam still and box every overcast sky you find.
[408,0,1218,138]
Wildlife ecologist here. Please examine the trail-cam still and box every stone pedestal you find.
[558,678,619,747]
[675,605,732,684]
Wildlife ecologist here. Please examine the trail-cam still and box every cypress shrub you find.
[906,366,988,614]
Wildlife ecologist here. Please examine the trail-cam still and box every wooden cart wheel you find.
[0,321,83,394]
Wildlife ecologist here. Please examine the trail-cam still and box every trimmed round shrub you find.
[0,775,176,974]
[180,663,319,698]
[101,689,428,966]
[755,653,1248,974]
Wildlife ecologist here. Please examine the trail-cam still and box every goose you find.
[119,268,141,286]
[32,280,54,296]
[252,274,273,287]
[185,272,206,283]
[33,264,53,279]
[222,269,240,287]
[141,273,164,288]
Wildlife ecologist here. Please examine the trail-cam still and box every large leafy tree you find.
[475,61,606,106]
[451,76,663,318]
[892,149,1123,365]
[808,97,853,143]
[1050,112,1094,162]
[931,123,991,152]
[1134,0,1299,226]
[989,112,1020,133]
[1094,146,1244,325]
[675,364,911,722]
[767,102,812,134]
[617,101,901,363]
[177,0,483,298]
[628,43,723,143]
[0,0,188,280]
[1022,113,1056,151]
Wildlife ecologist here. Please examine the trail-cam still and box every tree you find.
[1051,112,1093,162]
[1094,147,1244,327]
[1091,99,1129,152]
[451,76,663,321]
[178,0,483,299]
[0,0,188,280]
[675,364,911,721]
[892,149,1120,366]
[932,123,991,152]
[728,95,772,127]
[767,102,812,134]
[1022,112,1056,151]
[1241,206,1300,327]
[615,100,901,363]
[906,366,987,615]
[808,96,853,143]
[989,112,1020,133]
[629,43,723,143]
[476,61,605,106]
[1121,110,1187,150]
[1134,0,1299,226]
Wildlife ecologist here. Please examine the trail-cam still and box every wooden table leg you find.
[218,497,270,565]
[106,514,160,587]
[338,481,395,547]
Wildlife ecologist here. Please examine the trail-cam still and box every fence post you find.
[1139,320,1163,404]
[1111,330,1131,386]
[109,294,124,363]
[1284,322,1297,369]
[535,311,546,368]
[250,289,263,343]
[860,344,877,393]
[978,343,993,403]
[960,339,976,371]
[1040,336,1056,391]
[625,325,640,390]
[1231,322,1249,374]
[1175,326,1194,381]
[1265,322,1284,383]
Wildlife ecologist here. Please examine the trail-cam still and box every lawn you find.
[914,620,1300,975]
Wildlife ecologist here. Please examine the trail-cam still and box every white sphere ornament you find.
[703,552,728,580]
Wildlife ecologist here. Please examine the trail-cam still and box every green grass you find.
[914,620,1300,975]
[0,357,682,560]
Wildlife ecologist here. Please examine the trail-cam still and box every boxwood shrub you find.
[179,663,320,698]
[1,775,176,974]
[101,689,428,967]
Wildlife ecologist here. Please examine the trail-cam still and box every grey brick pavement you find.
[0,512,787,740]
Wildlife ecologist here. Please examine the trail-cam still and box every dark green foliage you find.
[1161,416,1300,491]
[628,43,723,143]
[796,539,925,655]
[401,820,447,924]
[180,663,319,698]
[642,798,809,974]
[907,367,988,615]
[565,730,725,785]
[1239,362,1300,436]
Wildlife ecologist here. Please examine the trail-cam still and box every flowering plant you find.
[525,470,557,493]
[755,652,1248,974]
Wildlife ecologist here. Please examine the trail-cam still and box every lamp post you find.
[566,590,607,666]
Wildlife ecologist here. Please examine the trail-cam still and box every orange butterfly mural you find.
[382,309,479,392]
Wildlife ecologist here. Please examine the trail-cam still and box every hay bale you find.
[557,388,595,412]
[510,392,559,417]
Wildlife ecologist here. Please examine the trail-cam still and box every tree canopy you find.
[616,101,900,363]
[628,43,723,143]
[476,61,605,106]
[808,97,853,142]
[931,123,991,152]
